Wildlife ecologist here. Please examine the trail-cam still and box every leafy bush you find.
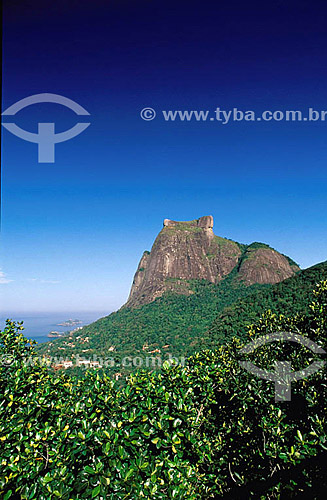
[1,281,327,498]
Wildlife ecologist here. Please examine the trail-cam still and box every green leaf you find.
[28,484,37,499]
[92,485,101,498]
[43,473,53,484]
[124,468,135,481]
[84,465,96,475]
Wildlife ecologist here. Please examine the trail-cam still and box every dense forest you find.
[37,270,268,370]
[208,260,327,344]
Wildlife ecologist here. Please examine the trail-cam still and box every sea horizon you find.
[0,310,111,344]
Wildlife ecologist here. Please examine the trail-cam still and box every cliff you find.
[125,216,300,308]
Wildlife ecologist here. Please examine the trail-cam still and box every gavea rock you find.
[125,216,299,308]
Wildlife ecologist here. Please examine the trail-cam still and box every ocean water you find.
[0,311,110,344]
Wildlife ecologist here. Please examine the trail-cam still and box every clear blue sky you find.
[1,0,327,313]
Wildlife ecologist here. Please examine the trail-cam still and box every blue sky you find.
[1,0,327,313]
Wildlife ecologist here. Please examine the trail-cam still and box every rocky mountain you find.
[126,215,300,308]
[37,216,305,368]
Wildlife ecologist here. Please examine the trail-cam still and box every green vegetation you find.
[1,281,327,498]
[37,276,265,369]
[246,241,271,250]
[38,262,326,377]
[282,253,300,268]
[162,221,203,233]
[208,260,327,345]
[237,242,274,266]
[212,235,236,247]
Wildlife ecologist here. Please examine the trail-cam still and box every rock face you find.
[125,216,300,308]
[237,246,298,285]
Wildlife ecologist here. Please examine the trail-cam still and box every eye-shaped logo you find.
[1,93,91,163]
[239,332,326,401]
[0,354,15,366]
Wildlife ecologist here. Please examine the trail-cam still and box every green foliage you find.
[209,261,327,345]
[0,319,37,359]
[37,278,264,371]
[164,222,203,233]
[282,254,300,268]
[37,241,312,374]
[1,281,327,497]
[246,241,272,250]
[37,262,327,378]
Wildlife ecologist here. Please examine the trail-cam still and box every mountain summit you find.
[125,216,300,308]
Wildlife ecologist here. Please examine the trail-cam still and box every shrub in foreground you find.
[0,282,327,498]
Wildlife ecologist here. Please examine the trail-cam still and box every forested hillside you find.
[38,275,265,364]
[38,262,327,374]
[208,260,327,345]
